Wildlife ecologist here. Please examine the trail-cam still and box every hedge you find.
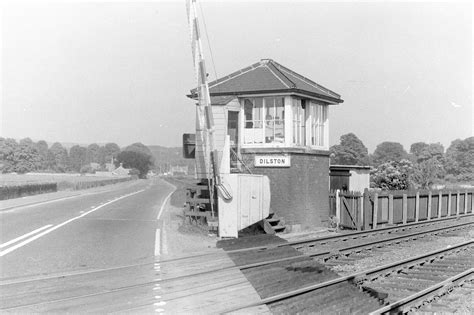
[72,176,133,190]
[0,182,57,200]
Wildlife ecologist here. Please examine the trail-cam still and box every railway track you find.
[1,214,472,313]
[226,240,473,314]
[370,268,473,314]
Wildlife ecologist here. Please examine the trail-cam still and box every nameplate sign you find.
[254,155,291,167]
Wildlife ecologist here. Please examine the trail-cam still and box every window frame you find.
[239,95,329,150]
[242,96,286,146]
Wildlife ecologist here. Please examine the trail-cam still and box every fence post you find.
[456,191,460,216]
[464,191,468,215]
[388,194,394,225]
[373,193,378,229]
[402,193,408,224]
[363,189,370,230]
[335,189,340,229]
[427,191,432,221]
[447,191,452,216]
[358,194,363,231]
[438,191,443,218]
[471,191,474,213]
[415,191,420,222]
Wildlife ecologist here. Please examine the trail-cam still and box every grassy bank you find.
[163,176,197,207]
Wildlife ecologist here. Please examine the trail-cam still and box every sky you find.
[1,1,472,152]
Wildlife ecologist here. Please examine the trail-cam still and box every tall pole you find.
[186,0,218,216]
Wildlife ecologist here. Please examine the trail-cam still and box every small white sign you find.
[255,155,291,167]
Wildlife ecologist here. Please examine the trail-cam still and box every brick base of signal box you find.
[240,148,330,231]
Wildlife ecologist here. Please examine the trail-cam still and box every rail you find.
[223,240,473,313]
[369,268,474,315]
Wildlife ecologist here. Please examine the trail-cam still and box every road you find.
[0,177,176,312]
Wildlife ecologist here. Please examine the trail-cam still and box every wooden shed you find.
[330,165,371,192]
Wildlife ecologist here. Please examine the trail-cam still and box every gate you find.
[330,190,363,230]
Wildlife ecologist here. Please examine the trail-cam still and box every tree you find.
[410,142,429,159]
[370,159,414,190]
[19,137,34,147]
[371,142,408,166]
[412,158,445,189]
[11,144,41,173]
[0,138,41,173]
[330,133,370,165]
[49,142,70,172]
[69,145,87,172]
[98,142,120,166]
[123,142,155,167]
[0,138,18,172]
[444,137,474,181]
[123,142,153,157]
[116,150,153,178]
[409,142,445,188]
[35,140,49,170]
[86,143,100,164]
[410,142,444,163]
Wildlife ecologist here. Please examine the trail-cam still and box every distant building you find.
[170,165,188,176]
[113,163,131,176]
[90,162,101,171]
[105,157,116,172]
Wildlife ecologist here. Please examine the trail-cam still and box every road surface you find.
[0,177,176,312]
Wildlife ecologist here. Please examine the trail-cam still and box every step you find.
[266,217,281,224]
[272,224,286,232]
[261,217,286,234]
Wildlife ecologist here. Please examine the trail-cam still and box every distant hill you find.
[147,145,195,174]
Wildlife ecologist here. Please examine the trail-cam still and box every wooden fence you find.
[329,189,474,230]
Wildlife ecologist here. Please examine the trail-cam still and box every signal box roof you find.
[189,59,343,104]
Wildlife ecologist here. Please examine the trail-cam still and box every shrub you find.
[0,182,57,200]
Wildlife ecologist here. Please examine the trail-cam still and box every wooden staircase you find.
[261,213,286,234]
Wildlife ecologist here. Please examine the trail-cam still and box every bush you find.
[129,168,140,176]
[370,159,414,190]
[80,165,95,174]
[73,177,132,190]
[0,182,57,200]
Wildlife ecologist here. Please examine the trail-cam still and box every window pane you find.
[274,98,284,143]
[244,99,253,128]
[293,99,300,144]
[300,100,306,145]
[254,98,263,122]
[243,97,265,144]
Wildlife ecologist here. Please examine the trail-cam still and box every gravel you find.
[326,229,473,276]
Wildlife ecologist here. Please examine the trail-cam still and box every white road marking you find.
[154,302,166,306]
[161,225,168,256]
[153,286,161,290]
[153,187,176,257]
[156,188,176,220]
[0,190,145,257]
[155,309,164,312]
[155,296,161,299]
[154,228,161,257]
[0,195,80,213]
[0,225,53,249]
